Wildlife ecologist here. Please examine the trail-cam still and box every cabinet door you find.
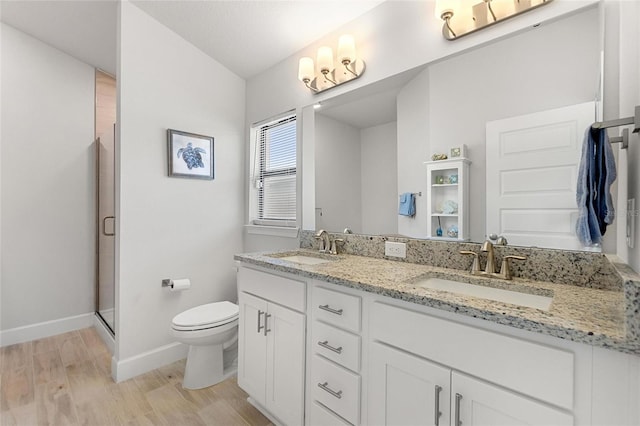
[266,302,306,426]
[369,342,451,426]
[238,292,268,405]
[451,372,573,426]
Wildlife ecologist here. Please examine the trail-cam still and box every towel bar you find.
[592,105,639,150]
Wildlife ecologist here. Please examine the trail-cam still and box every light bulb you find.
[317,47,334,74]
[298,57,314,82]
[338,34,356,65]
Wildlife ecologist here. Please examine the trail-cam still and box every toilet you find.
[171,301,239,389]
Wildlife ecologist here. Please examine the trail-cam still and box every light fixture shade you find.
[298,57,314,82]
[338,34,356,64]
[434,0,460,19]
[317,46,334,74]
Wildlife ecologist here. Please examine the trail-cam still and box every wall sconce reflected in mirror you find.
[435,0,553,40]
[298,34,365,94]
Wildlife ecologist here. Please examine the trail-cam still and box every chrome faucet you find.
[315,229,330,253]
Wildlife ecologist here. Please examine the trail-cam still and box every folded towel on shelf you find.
[576,127,617,247]
[398,192,416,217]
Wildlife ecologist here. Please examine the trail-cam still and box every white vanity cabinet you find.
[368,301,574,426]
[369,341,573,426]
[236,261,640,426]
[369,341,451,426]
[308,284,362,426]
[237,266,306,426]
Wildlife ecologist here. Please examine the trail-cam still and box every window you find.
[251,113,297,227]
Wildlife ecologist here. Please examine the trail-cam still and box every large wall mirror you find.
[306,5,616,252]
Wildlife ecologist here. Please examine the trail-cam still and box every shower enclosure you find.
[95,125,116,334]
[95,70,116,335]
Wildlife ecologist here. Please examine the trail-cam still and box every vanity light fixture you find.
[298,34,365,94]
[435,0,553,41]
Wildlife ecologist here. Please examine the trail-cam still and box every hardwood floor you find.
[0,328,272,426]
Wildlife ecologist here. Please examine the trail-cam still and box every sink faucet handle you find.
[330,238,345,255]
[459,250,481,274]
[499,255,527,280]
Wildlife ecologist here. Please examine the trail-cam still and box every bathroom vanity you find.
[235,239,640,426]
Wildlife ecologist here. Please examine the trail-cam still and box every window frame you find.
[248,111,299,235]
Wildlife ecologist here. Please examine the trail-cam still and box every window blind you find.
[255,114,296,224]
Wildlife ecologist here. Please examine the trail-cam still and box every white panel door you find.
[266,302,305,426]
[369,342,451,426]
[451,372,573,426]
[486,102,595,250]
[237,291,268,406]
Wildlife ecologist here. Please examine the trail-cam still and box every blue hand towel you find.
[399,193,415,217]
[576,127,617,247]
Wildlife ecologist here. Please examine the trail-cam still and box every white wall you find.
[1,23,95,330]
[620,0,640,271]
[361,122,397,235]
[116,1,245,368]
[397,69,430,238]
[315,114,362,233]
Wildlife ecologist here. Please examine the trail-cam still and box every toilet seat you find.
[172,301,239,331]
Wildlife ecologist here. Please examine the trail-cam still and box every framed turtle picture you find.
[167,129,214,180]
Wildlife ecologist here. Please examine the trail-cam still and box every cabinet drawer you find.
[311,355,360,425]
[237,266,305,312]
[370,301,574,411]
[312,321,361,372]
[313,286,361,333]
[308,401,352,426]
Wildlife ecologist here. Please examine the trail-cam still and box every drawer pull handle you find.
[454,393,463,426]
[318,382,342,399]
[319,304,343,315]
[434,385,442,426]
[318,340,343,354]
[257,310,264,333]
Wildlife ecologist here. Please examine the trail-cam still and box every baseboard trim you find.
[0,312,94,347]
[93,315,115,355]
[113,342,188,382]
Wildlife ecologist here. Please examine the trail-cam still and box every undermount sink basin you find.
[277,255,334,265]
[267,251,337,265]
[414,277,553,311]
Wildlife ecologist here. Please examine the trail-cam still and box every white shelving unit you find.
[425,158,471,241]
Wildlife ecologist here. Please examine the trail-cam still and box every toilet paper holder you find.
[162,278,191,291]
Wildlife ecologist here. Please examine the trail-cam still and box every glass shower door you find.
[96,124,116,334]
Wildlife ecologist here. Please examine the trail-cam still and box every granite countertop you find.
[235,249,640,356]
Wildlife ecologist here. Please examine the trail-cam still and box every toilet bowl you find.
[171,301,239,389]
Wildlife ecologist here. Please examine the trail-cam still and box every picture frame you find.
[450,144,467,158]
[167,129,214,180]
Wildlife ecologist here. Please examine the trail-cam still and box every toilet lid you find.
[172,301,238,328]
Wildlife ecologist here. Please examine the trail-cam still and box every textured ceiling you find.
[1,0,385,79]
